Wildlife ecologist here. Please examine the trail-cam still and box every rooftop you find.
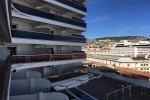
[88,54,150,62]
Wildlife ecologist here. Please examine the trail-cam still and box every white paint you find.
[16,45,35,55]
[12,38,86,46]
[12,18,34,31]
[53,75,89,91]
[44,0,87,16]
[11,59,86,71]
[12,10,86,31]
[5,0,12,40]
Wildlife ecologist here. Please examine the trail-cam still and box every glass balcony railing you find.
[55,0,87,12]
[11,53,86,64]
[13,3,86,28]
[11,29,86,43]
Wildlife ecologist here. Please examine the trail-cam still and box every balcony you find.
[13,3,86,28]
[11,29,86,43]
[11,53,86,64]
[54,0,87,12]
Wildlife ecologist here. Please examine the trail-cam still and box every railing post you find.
[115,92,117,100]
[28,56,30,63]
[129,86,131,97]
[25,56,27,63]
[106,94,108,100]
[141,85,143,96]
[49,55,51,61]
[123,88,124,100]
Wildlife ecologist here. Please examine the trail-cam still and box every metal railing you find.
[106,85,150,100]
[55,0,87,12]
[11,53,86,64]
[67,87,97,100]
[13,3,86,28]
[57,73,100,100]
[11,29,86,43]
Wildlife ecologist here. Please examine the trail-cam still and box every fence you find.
[106,85,150,100]
[11,53,86,64]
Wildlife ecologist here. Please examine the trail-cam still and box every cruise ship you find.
[111,41,150,57]
[1,0,150,100]
[0,0,91,100]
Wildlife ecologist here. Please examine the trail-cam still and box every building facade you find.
[87,54,150,73]
[0,0,88,100]
[7,0,87,75]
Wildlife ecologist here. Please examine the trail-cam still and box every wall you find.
[43,62,82,77]
[87,57,150,73]
[0,47,10,72]
[10,79,51,96]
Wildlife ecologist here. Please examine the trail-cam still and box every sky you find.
[84,0,150,39]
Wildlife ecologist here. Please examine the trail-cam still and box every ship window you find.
[12,24,17,29]
[147,68,149,70]
[141,64,143,66]
[42,28,50,33]
[51,30,54,34]
[7,47,16,55]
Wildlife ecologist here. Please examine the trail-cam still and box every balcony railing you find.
[55,0,87,12]
[11,29,86,43]
[13,3,86,28]
[11,53,86,64]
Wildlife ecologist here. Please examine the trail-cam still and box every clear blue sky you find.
[84,0,150,39]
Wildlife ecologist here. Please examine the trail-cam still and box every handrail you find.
[12,28,85,39]
[11,53,86,64]
[0,56,12,100]
[54,73,101,89]
[72,0,85,7]
[106,85,144,100]
[11,52,85,56]
[11,29,86,43]
[54,0,86,12]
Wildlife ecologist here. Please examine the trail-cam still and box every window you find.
[7,47,16,55]
[42,28,50,33]
[12,24,17,29]
[127,64,130,67]
[51,30,54,34]
[147,68,149,70]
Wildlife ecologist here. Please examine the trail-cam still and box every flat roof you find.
[88,54,150,62]
[78,79,122,100]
